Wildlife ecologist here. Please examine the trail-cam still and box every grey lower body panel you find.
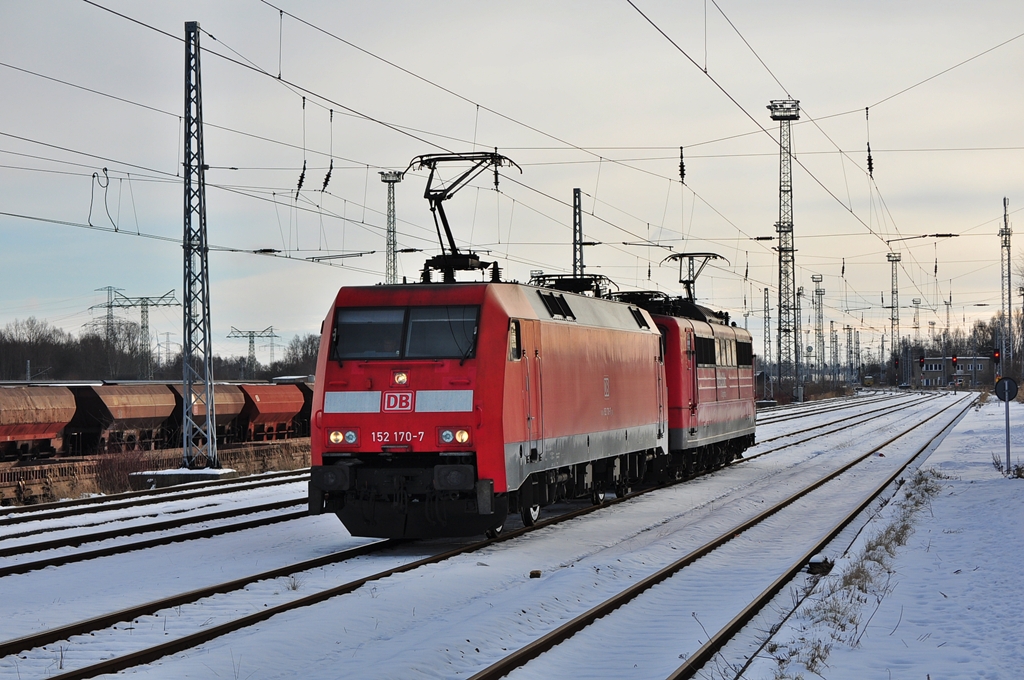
[668,417,755,451]
[503,423,664,491]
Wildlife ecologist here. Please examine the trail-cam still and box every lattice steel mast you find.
[887,252,901,384]
[812,274,824,383]
[182,21,217,469]
[1000,197,1012,373]
[763,287,772,400]
[573,188,584,277]
[380,171,403,284]
[227,327,278,379]
[769,99,800,397]
[111,291,180,379]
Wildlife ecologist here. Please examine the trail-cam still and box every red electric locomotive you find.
[307,152,755,538]
[307,282,665,538]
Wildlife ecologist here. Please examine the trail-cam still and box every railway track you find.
[468,394,974,679]
[752,392,941,448]
[0,394,970,679]
[756,391,900,425]
[0,467,308,519]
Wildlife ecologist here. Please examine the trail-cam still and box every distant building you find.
[916,356,994,388]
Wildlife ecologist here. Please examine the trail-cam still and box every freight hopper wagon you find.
[308,283,666,538]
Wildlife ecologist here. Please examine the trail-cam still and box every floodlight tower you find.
[182,21,217,469]
[887,252,901,380]
[812,274,825,383]
[769,99,800,396]
[1000,197,1012,371]
[380,170,403,284]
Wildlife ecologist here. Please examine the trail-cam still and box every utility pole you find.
[110,291,180,379]
[228,327,279,379]
[182,21,217,469]
[769,99,800,398]
[380,170,403,284]
[1000,197,1013,373]
[812,274,825,383]
[763,287,772,400]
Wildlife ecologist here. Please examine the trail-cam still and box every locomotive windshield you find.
[334,305,479,360]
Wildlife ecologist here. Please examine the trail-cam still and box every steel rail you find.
[0,472,309,530]
[0,537,397,657]
[21,398,960,679]
[666,396,975,679]
[467,396,972,680]
[756,392,901,425]
[752,393,939,448]
[32,452,741,680]
[0,504,306,578]
[753,391,889,416]
[0,468,308,518]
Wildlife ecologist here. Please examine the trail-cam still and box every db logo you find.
[383,391,413,412]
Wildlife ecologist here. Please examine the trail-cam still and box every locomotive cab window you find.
[333,305,480,360]
[508,319,522,361]
[333,309,405,358]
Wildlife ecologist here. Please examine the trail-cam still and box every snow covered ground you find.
[2,392,1014,680]
[741,397,1024,680]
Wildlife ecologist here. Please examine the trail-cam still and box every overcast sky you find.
[2,0,1022,363]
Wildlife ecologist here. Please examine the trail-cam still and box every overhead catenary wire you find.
[27,1,1008,333]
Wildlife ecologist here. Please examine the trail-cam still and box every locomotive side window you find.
[333,305,480,360]
[334,309,405,358]
[508,319,522,361]
[405,306,479,358]
[694,336,716,366]
[736,341,753,366]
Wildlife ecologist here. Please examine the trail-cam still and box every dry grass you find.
[765,468,947,678]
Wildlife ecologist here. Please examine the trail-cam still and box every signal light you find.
[894,357,899,369]
[951,355,958,368]
[993,349,1001,365]
[919,357,925,368]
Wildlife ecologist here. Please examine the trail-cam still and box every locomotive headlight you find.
[393,371,408,385]
[440,429,455,444]
[329,430,344,445]
[455,429,470,444]
[344,430,358,444]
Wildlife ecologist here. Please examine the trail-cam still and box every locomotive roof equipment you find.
[404,152,521,283]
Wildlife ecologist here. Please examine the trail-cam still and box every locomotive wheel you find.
[485,524,504,539]
[615,484,632,498]
[591,488,607,505]
[521,503,541,526]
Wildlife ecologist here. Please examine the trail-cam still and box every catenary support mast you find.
[182,21,217,469]
[1000,197,1012,373]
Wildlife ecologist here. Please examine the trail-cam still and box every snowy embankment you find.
[741,398,1024,679]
